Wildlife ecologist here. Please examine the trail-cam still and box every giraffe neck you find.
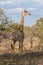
[20,13,24,26]
[18,12,24,31]
[20,12,24,28]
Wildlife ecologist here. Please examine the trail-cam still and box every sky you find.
[0,0,43,26]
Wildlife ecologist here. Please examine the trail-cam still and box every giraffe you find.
[11,9,31,53]
[18,9,31,31]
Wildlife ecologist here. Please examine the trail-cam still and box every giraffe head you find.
[23,9,31,16]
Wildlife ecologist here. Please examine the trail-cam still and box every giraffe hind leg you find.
[11,40,16,51]
[11,43,14,51]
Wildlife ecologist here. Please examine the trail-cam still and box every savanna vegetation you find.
[0,9,43,65]
[0,9,43,51]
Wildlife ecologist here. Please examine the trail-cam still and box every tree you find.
[0,9,12,31]
[36,18,43,50]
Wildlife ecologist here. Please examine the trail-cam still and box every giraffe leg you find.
[19,40,23,55]
[21,42,23,53]
[19,43,21,53]
[11,43,14,51]
[11,40,16,52]
[31,42,33,48]
[13,40,16,50]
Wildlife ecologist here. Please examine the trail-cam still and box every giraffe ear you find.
[28,12,31,16]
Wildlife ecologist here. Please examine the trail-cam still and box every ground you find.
[0,51,43,65]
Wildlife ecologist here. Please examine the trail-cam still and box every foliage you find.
[36,18,43,47]
[0,9,19,32]
[0,9,13,31]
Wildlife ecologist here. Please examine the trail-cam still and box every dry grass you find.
[0,30,41,54]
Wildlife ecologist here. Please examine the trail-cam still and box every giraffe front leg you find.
[19,43,21,53]
[19,40,23,55]
[21,43,23,53]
